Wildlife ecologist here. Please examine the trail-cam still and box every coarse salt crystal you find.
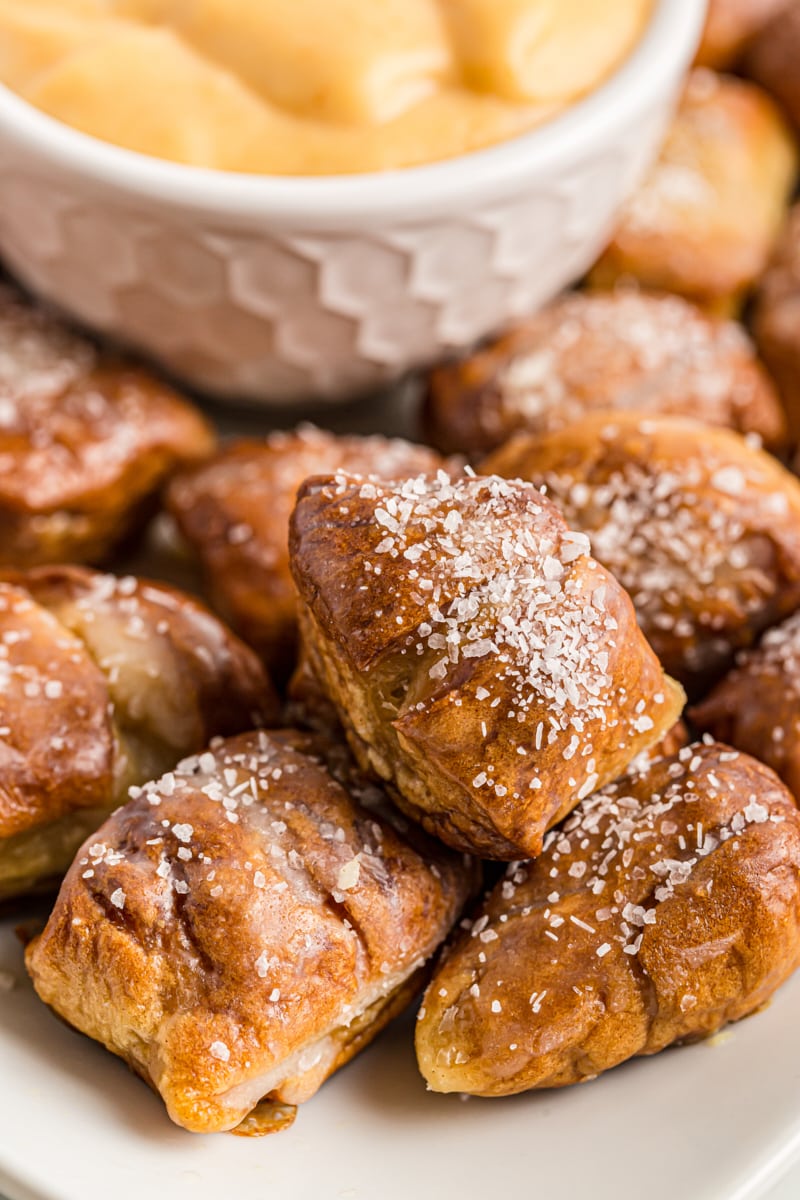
[744,799,769,824]
[336,857,361,891]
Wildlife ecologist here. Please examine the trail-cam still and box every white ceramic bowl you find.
[0,1,704,407]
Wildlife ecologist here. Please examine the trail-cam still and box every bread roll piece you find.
[290,471,684,860]
[745,1,800,131]
[589,71,797,314]
[423,290,786,458]
[0,281,214,566]
[416,742,800,1095]
[695,0,789,68]
[484,413,800,694]
[167,425,455,677]
[26,729,475,1134]
[691,611,800,801]
[753,203,800,447]
[0,566,277,899]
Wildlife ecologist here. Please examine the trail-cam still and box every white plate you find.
[1,915,799,1200]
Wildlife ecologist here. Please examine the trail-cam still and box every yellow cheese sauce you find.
[0,0,652,175]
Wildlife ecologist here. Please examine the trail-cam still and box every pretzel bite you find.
[423,290,786,457]
[25,729,475,1134]
[753,204,800,446]
[484,413,800,693]
[695,0,790,67]
[289,471,684,860]
[691,611,800,801]
[0,282,215,566]
[167,425,454,676]
[416,742,800,1095]
[0,566,277,900]
[745,1,800,131]
[589,71,797,314]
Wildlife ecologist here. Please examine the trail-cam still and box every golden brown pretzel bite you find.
[289,470,684,860]
[416,742,800,1095]
[753,204,800,448]
[484,413,800,694]
[0,281,215,566]
[0,565,277,899]
[424,290,786,457]
[589,71,797,314]
[167,425,455,676]
[745,1,800,131]
[695,0,790,67]
[26,729,475,1134]
[691,610,800,801]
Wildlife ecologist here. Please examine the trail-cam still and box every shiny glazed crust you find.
[416,742,800,1095]
[753,203,800,446]
[289,471,684,860]
[167,425,453,676]
[691,610,800,800]
[423,290,786,457]
[26,729,475,1133]
[484,413,800,694]
[0,282,215,566]
[589,71,797,313]
[0,566,278,898]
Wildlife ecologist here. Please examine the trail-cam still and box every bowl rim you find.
[0,0,705,222]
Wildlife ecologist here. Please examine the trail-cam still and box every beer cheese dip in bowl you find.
[0,0,704,405]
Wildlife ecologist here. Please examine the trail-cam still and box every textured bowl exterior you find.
[0,126,660,403]
[0,2,703,406]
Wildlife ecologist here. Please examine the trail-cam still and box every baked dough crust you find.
[416,742,800,1095]
[754,203,800,446]
[0,282,215,566]
[589,71,797,314]
[167,426,453,676]
[484,412,800,694]
[290,471,684,859]
[26,729,475,1133]
[695,0,789,67]
[424,290,786,457]
[0,565,278,898]
[745,3,800,132]
[691,610,800,800]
